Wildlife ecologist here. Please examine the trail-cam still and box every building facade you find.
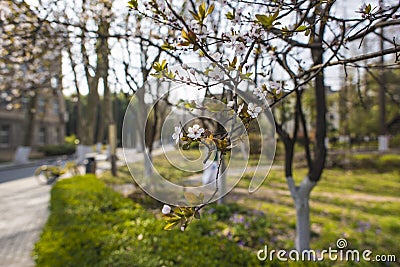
[0,1,67,161]
[0,81,67,160]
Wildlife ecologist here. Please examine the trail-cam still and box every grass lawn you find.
[100,158,400,266]
[233,168,400,260]
[58,150,400,266]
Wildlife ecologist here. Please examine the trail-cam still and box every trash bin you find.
[85,156,96,174]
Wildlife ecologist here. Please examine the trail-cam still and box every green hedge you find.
[389,134,400,148]
[349,154,400,172]
[38,143,76,156]
[33,176,259,267]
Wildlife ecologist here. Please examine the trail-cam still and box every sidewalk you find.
[0,151,118,267]
[0,175,50,267]
[0,145,172,267]
[0,159,46,172]
[0,154,76,172]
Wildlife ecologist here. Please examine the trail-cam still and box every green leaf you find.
[166,70,176,79]
[174,207,185,216]
[182,142,191,150]
[255,14,273,28]
[296,25,307,32]
[199,2,206,19]
[161,43,175,51]
[225,11,234,20]
[365,3,371,13]
[164,221,179,230]
[184,101,197,109]
[153,62,161,72]
[179,41,190,47]
[272,10,279,20]
[229,56,237,68]
[190,11,200,21]
[127,0,138,9]
[206,4,215,16]
[241,72,253,80]
[182,29,189,41]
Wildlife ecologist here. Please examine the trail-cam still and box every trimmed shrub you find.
[38,143,76,156]
[389,134,400,148]
[349,154,400,172]
[33,175,259,267]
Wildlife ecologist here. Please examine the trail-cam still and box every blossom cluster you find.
[172,101,262,146]
[253,81,284,101]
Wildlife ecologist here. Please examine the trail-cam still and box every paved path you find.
[0,176,50,267]
[0,146,171,266]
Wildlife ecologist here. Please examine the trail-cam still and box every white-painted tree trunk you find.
[144,152,153,179]
[295,195,311,251]
[96,142,102,153]
[217,159,226,204]
[13,146,31,164]
[75,145,93,164]
[286,176,315,252]
[378,135,389,151]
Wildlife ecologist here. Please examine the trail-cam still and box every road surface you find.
[0,165,50,267]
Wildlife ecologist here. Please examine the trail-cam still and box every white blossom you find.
[187,124,204,139]
[269,81,283,94]
[247,103,262,118]
[237,103,244,114]
[268,50,277,60]
[253,87,267,100]
[235,42,246,56]
[211,52,222,61]
[172,126,183,144]
[208,67,224,80]
[227,101,244,114]
[225,30,239,45]
[162,204,171,214]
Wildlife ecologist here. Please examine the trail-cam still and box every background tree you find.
[0,1,63,161]
[129,0,400,251]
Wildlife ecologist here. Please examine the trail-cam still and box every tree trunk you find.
[286,176,315,251]
[144,151,153,178]
[217,157,226,204]
[136,86,147,152]
[23,95,37,147]
[295,197,310,251]
[84,89,99,145]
